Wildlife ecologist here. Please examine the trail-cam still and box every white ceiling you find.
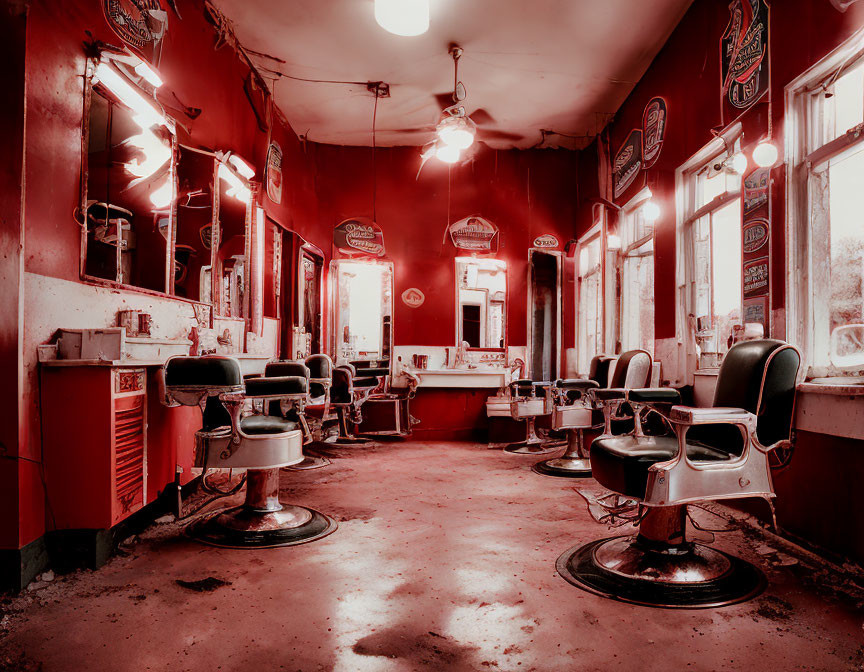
[213,0,692,149]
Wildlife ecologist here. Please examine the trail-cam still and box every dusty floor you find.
[2,440,863,672]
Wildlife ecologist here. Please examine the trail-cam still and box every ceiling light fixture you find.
[435,143,461,164]
[133,61,164,88]
[437,114,475,150]
[93,61,167,129]
[374,0,429,36]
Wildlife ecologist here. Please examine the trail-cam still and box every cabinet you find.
[41,366,148,529]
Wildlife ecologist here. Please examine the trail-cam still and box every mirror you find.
[333,260,393,364]
[528,250,562,381]
[213,157,253,318]
[456,258,507,350]
[264,219,282,321]
[83,61,175,292]
[297,244,325,357]
[173,147,215,301]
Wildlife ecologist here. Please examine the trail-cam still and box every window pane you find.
[828,143,864,339]
[712,200,742,353]
[825,61,864,144]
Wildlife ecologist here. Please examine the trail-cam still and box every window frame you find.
[618,187,656,355]
[673,123,743,384]
[785,27,864,378]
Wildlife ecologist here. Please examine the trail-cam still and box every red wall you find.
[585,0,864,561]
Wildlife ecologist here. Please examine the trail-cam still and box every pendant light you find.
[752,140,779,168]
[374,0,430,36]
[642,200,661,223]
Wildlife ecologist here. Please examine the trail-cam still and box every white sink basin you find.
[406,368,509,389]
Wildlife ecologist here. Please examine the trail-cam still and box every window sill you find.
[797,379,864,396]
[795,381,864,441]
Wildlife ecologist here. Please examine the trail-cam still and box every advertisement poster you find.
[721,0,770,120]
[613,129,643,200]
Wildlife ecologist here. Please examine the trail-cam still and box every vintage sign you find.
[199,223,213,250]
[743,167,770,215]
[613,129,643,200]
[721,0,770,113]
[744,296,769,332]
[743,218,769,253]
[533,234,559,249]
[102,0,168,63]
[334,218,385,257]
[641,97,667,169]
[449,216,499,252]
[265,142,283,205]
[743,256,770,298]
[401,288,425,308]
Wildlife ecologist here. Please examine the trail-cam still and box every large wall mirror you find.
[456,257,507,350]
[333,260,393,365]
[174,146,215,302]
[82,56,176,292]
[297,243,325,358]
[214,157,252,319]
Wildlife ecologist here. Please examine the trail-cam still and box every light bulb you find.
[436,144,460,164]
[643,200,661,222]
[752,140,779,168]
[149,178,173,208]
[730,151,748,174]
[133,61,163,88]
[438,126,474,150]
[125,129,171,178]
[374,0,429,36]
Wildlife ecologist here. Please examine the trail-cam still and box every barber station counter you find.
[394,367,511,389]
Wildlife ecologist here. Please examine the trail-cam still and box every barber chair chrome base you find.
[286,454,331,470]
[533,406,594,477]
[504,392,557,455]
[556,505,765,608]
[187,424,337,548]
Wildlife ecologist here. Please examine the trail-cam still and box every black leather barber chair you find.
[263,361,329,471]
[504,380,557,454]
[328,362,388,445]
[162,355,337,548]
[557,340,800,608]
[533,351,651,478]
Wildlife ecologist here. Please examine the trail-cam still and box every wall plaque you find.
[743,167,769,215]
[449,216,499,252]
[641,97,667,169]
[613,129,643,200]
[265,142,283,204]
[742,218,769,253]
[743,256,769,298]
[721,0,769,114]
[334,218,385,257]
[533,234,559,249]
[102,0,168,63]
[401,288,425,308]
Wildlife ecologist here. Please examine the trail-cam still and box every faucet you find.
[454,340,469,368]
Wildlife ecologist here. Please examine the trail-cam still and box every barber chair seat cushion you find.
[166,356,242,387]
[590,435,733,499]
[240,415,298,435]
[245,375,307,397]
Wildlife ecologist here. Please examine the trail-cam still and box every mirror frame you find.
[454,257,508,352]
[295,240,326,357]
[329,258,394,369]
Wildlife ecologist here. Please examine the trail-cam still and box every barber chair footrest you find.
[503,440,559,455]
[556,535,765,609]
[186,504,337,548]
[532,456,592,478]
[285,454,331,471]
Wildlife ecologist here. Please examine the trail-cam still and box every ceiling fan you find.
[406,45,523,176]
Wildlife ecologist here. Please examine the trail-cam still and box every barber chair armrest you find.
[555,379,600,391]
[669,406,756,428]
[627,388,682,404]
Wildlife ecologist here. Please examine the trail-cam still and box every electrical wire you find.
[372,91,379,222]
[256,65,370,87]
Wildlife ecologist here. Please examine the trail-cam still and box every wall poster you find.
[102,0,169,65]
[641,97,667,169]
[265,142,283,204]
[720,0,770,121]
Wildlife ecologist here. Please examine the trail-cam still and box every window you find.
[618,191,655,355]
[787,30,864,377]
[677,131,743,371]
[576,212,616,375]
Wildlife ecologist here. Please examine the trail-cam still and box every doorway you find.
[528,250,562,381]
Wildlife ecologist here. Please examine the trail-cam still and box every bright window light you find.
[94,62,166,129]
[374,0,429,36]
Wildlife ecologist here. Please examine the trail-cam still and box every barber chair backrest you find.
[607,350,652,389]
[265,361,310,379]
[588,356,615,387]
[712,339,800,448]
[164,355,243,431]
[331,366,354,404]
[305,354,334,399]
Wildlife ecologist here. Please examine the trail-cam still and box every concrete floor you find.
[2,440,863,671]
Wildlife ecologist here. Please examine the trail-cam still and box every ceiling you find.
[213,0,692,150]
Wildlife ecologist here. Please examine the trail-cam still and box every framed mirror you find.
[173,146,216,302]
[455,257,507,350]
[81,55,176,292]
[296,243,325,358]
[332,260,393,366]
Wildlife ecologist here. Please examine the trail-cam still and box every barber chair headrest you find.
[245,375,308,398]
[165,356,243,396]
[304,354,333,380]
[588,355,615,386]
[713,339,800,446]
[608,350,652,389]
[265,361,310,380]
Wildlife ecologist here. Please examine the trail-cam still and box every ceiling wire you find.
[372,91,379,222]
[256,64,369,87]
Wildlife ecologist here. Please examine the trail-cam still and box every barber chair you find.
[503,380,557,454]
[162,355,337,548]
[533,351,651,478]
[328,362,388,445]
[263,361,329,471]
[556,340,800,608]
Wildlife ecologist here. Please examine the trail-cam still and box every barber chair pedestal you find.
[533,404,595,477]
[556,504,764,608]
[504,381,558,455]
